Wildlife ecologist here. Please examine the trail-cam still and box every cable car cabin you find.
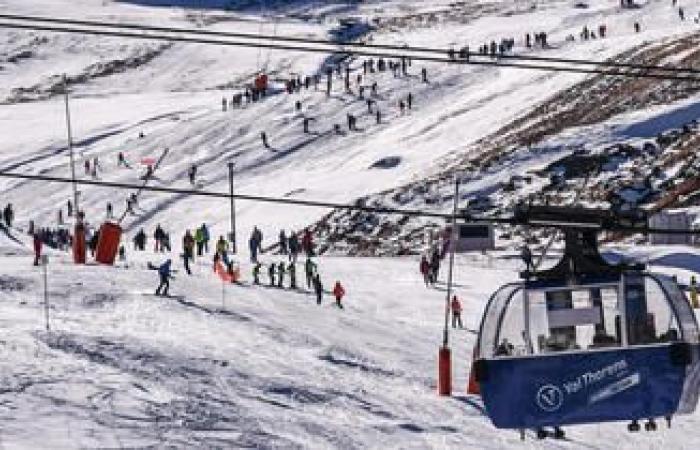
[473,213,700,431]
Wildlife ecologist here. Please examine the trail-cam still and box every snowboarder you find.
[333,281,345,309]
[33,232,42,266]
[155,259,173,296]
[305,257,317,289]
[451,295,463,328]
[182,230,195,275]
[313,273,323,305]
[253,262,262,285]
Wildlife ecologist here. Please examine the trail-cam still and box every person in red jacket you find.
[451,295,463,329]
[333,281,346,309]
[33,232,42,266]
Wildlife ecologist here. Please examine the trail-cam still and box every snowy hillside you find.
[2,0,700,448]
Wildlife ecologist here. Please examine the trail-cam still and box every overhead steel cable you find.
[0,171,698,236]
[2,13,700,76]
[2,18,700,82]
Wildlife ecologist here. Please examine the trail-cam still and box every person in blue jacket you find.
[155,259,173,296]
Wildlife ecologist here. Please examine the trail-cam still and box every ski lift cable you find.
[2,17,700,82]
[3,13,700,76]
[1,171,700,236]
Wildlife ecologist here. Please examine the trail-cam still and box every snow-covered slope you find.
[2,0,700,448]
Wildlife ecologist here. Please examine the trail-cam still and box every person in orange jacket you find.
[451,295,463,329]
[333,281,346,309]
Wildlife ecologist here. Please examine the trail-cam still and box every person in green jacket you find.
[195,227,205,256]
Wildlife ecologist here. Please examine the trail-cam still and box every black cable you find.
[3,13,700,76]
[2,20,700,83]
[1,171,699,235]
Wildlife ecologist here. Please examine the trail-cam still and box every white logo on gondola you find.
[536,385,564,412]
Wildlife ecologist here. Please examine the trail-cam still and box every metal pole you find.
[442,176,460,347]
[63,74,79,216]
[42,256,50,331]
[228,162,236,254]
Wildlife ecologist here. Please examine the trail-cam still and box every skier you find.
[305,257,317,289]
[33,232,42,266]
[67,200,73,217]
[691,276,699,309]
[420,255,431,286]
[376,110,381,125]
[451,295,463,328]
[261,131,270,149]
[313,273,323,305]
[134,228,146,251]
[188,164,197,186]
[430,250,440,284]
[421,67,428,83]
[333,281,345,309]
[366,98,374,113]
[295,100,302,112]
[84,160,90,175]
[200,223,210,253]
[249,229,260,263]
[288,232,300,263]
[216,235,229,266]
[268,263,276,287]
[106,202,113,219]
[634,22,641,33]
[88,230,99,257]
[118,245,126,261]
[407,92,413,110]
[679,7,685,21]
[521,245,534,272]
[155,259,173,296]
[182,230,195,275]
[57,209,64,226]
[279,230,288,255]
[3,203,13,228]
[253,262,262,285]
[288,261,297,289]
[302,229,314,257]
[118,152,126,167]
[399,100,406,115]
[277,261,286,288]
[195,226,205,256]
[154,224,165,252]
